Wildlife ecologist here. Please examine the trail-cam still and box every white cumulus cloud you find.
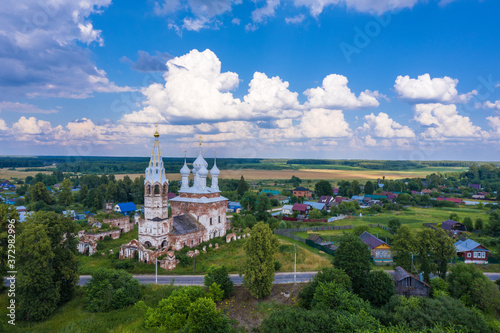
[300,108,351,138]
[487,116,500,137]
[304,74,380,109]
[363,112,415,138]
[244,72,301,118]
[413,103,484,139]
[394,74,477,104]
[478,100,500,111]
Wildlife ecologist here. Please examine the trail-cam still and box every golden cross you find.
[199,135,202,146]
[184,150,187,158]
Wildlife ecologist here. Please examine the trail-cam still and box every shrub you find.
[204,265,234,299]
[299,267,352,309]
[84,268,141,312]
[274,259,282,271]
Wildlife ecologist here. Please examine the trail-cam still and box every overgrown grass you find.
[0,284,180,332]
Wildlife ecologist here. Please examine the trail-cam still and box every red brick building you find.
[293,186,312,198]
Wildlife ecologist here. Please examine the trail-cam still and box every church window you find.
[147,185,151,195]
[218,216,221,223]
[210,217,213,225]
[154,185,160,194]
[191,240,194,245]
[156,169,158,174]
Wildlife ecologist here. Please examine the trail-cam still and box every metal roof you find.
[359,231,387,249]
[172,214,200,235]
[116,202,137,212]
[454,238,489,252]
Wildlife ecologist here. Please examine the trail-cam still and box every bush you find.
[274,259,282,271]
[299,267,352,309]
[204,265,234,299]
[177,253,193,268]
[311,282,370,313]
[84,268,141,312]
[113,259,134,270]
[260,307,381,333]
[377,295,493,333]
[185,297,233,333]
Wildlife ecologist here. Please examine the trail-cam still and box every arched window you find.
[154,185,160,194]
[163,184,168,195]
[147,185,151,195]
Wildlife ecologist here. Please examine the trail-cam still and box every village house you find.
[359,231,393,264]
[393,266,430,297]
[292,203,311,215]
[292,186,312,198]
[281,204,293,215]
[441,219,467,237]
[227,201,242,213]
[114,202,137,215]
[454,238,489,264]
[318,195,334,208]
[303,201,326,211]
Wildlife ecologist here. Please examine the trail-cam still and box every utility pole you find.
[155,257,158,284]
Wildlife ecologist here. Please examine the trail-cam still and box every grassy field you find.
[0,284,178,332]
[0,167,52,180]
[113,165,468,182]
[78,224,331,275]
[0,282,305,332]
[290,206,490,243]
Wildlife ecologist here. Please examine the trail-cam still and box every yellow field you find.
[0,167,52,180]
[115,168,454,181]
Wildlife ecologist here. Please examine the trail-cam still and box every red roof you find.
[437,197,462,203]
[292,203,309,212]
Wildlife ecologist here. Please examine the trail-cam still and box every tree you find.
[352,225,369,237]
[17,223,60,321]
[497,190,500,203]
[364,181,374,195]
[332,233,372,294]
[311,281,370,313]
[204,265,234,299]
[290,175,302,187]
[414,229,437,282]
[278,220,287,229]
[309,208,322,219]
[27,211,79,303]
[447,262,487,306]
[338,180,350,197]
[314,180,333,197]
[243,214,257,229]
[448,213,459,222]
[26,181,53,206]
[432,229,456,279]
[0,204,19,291]
[392,225,415,272]
[84,268,141,312]
[475,218,484,231]
[350,180,361,196]
[237,176,249,197]
[360,270,395,307]
[255,194,271,221]
[58,178,73,207]
[485,211,500,237]
[298,267,352,309]
[185,297,232,333]
[79,183,88,204]
[241,190,257,212]
[241,222,279,298]
[388,218,401,234]
[463,217,473,231]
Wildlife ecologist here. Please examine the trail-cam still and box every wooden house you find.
[454,238,489,264]
[359,231,392,264]
[393,266,430,297]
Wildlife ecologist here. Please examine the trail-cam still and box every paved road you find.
[78,271,499,286]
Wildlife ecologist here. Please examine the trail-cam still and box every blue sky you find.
[1,0,500,161]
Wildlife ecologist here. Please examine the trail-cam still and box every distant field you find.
[114,166,468,181]
[0,167,52,180]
